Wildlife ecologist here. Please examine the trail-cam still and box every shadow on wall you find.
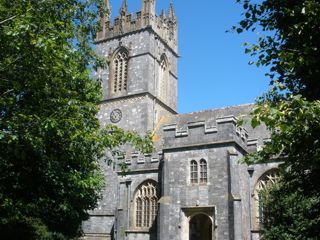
[150,218,157,240]
[111,225,114,240]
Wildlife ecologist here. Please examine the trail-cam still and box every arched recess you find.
[158,54,169,102]
[189,213,213,240]
[252,169,280,228]
[110,47,129,95]
[132,180,158,229]
[181,207,216,240]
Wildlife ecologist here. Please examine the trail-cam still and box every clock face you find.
[110,109,122,123]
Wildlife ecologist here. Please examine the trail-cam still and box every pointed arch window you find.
[190,160,198,184]
[200,159,207,183]
[111,49,128,94]
[134,181,158,228]
[158,55,169,102]
[253,170,280,227]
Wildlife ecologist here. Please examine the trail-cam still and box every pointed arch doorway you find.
[189,214,212,240]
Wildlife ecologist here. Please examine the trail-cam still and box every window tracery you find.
[134,181,158,228]
[136,198,142,227]
[253,170,280,226]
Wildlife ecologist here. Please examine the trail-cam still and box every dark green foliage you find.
[235,0,320,239]
[247,97,320,239]
[261,183,320,240]
[235,0,320,101]
[0,0,153,239]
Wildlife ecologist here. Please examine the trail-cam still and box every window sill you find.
[188,183,209,186]
[125,229,151,234]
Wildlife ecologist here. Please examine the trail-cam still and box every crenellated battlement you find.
[112,151,161,173]
[163,116,244,137]
[162,115,250,150]
[96,0,178,53]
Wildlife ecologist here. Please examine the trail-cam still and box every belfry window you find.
[111,49,128,94]
[134,181,158,228]
[200,159,208,183]
[158,55,169,101]
[190,160,198,184]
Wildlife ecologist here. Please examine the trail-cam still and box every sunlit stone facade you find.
[82,1,278,240]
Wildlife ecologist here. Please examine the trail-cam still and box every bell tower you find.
[95,0,179,134]
[83,1,179,239]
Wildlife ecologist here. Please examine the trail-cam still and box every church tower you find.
[95,0,178,135]
[83,1,178,239]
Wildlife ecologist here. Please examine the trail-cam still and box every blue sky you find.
[109,0,269,113]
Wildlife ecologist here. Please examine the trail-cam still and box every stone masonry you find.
[82,1,279,240]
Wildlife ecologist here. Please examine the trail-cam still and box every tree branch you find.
[1,89,14,96]
[0,15,18,26]
[0,55,24,72]
[0,8,32,26]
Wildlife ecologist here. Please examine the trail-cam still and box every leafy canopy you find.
[235,0,320,239]
[0,0,152,239]
[235,0,320,101]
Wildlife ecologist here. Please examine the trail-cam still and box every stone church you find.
[82,1,279,239]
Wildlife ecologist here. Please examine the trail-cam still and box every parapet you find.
[96,0,178,53]
[162,115,250,151]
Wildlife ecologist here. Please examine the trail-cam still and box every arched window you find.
[190,159,208,184]
[253,170,280,226]
[158,55,169,101]
[111,49,128,94]
[190,160,198,184]
[200,159,207,183]
[134,181,158,228]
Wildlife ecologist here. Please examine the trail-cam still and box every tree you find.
[235,0,320,239]
[0,0,152,239]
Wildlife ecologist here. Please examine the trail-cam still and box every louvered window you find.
[112,50,128,94]
[158,55,169,101]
